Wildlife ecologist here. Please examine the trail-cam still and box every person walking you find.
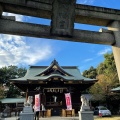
[33,104,40,120]
[41,103,46,117]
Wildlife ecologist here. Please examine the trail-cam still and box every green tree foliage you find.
[83,53,119,101]
[0,84,4,99]
[89,53,119,101]
[0,67,8,84]
[6,84,21,98]
[97,53,117,75]
[0,65,27,98]
[0,65,26,84]
[82,66,97,79]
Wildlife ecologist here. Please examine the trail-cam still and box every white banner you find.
[65,93,72,110]
[35,94,40,111]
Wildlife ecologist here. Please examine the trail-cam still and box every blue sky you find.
[0,0,120,72]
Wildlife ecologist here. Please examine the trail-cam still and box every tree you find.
[6,84,21,98]
[0,65,26,84]
[97,53,117,75]
[0,84,4,99]
[0,67,8,84]
[0,65,27,98]
[82,66,97,79]
[82,53,119,101]
[89,74,117,101]
[89,53,119,102]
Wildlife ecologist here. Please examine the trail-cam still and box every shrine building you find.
[10,60,97,116]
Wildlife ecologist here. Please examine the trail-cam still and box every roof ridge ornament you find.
[51,59,58,65]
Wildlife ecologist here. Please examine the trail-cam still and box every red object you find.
[35,94,40,111]
[65,93,72,110]
[99,113,102,117]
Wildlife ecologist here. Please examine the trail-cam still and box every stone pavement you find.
[0,116,79,120]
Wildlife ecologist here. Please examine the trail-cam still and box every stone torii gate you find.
[0,0,120,81]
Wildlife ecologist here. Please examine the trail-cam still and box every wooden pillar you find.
[0,4,3,16]
[42,93,46,105]
[26,89,28,102]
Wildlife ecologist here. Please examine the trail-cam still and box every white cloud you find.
[84,58,93,62]
[18,40,53,65]
[0,34,53,67]
[77,0,94,4]
[0,13,54,68]
[97,47,112,56]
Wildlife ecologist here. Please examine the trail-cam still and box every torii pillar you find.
[108,21,120,81]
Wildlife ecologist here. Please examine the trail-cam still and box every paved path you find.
[0,116,79,120]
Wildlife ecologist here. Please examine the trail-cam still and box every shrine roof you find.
[111,86,120,92]
[10,60,97,82]
[0,98,25,104]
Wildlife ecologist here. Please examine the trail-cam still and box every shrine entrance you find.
[10,60,97,116]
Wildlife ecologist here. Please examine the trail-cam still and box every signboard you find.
[65,93,72,110]
[35,94,40,111]
[51,0,76,36]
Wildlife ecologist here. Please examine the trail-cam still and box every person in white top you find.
[33,104,40,120]
[52,95,57,102]
[41,103,46,117]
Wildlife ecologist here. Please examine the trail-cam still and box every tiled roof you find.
[0,98,25,103]
[10,60,97,82]
[10,66,96,81]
